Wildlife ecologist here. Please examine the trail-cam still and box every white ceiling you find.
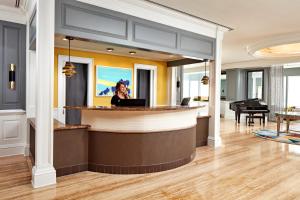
[146,0,300,66]
[0,0,25,8]
[0,0,17,7]
[2,0,300,67]
[55,34,184,62]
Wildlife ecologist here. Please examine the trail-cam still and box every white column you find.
[168,67,177,106]
[32,0,56,188]
[208,27,224,147]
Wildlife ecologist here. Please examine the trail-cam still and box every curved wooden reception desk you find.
[67,106,200,174]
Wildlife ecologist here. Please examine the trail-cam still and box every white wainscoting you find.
[53,108,59,121]
[220,100,236,120]
[0,110,27,157]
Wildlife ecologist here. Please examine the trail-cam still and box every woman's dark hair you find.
[115,81,125,94]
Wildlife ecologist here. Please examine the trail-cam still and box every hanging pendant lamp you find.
[201,59,209,85]
[62,36,76,77]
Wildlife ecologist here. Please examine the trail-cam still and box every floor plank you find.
[1,119,300,200]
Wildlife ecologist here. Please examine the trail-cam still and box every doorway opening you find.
[65,63,88,124]
[134,64,157,106]
[58,55,94,123]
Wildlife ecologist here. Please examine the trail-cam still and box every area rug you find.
[254,129,300,145]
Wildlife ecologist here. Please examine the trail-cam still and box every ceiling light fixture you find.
[129,51,136,55]
[254,43,300,57]
[106,48,114,52]
[62,36,76,77]
[201,59,209,85]
[62,37,68,41]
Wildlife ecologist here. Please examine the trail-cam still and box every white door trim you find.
[134,64,157,106]
[58,55,94,123]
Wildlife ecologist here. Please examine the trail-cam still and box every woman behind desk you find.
[111,81,130,106]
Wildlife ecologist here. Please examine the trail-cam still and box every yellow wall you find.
[54,48,168,107]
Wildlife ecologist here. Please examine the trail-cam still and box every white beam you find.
[0,5,26,24]
[77,0,219,38]
[208,27,224,148]
[31,0,56,188]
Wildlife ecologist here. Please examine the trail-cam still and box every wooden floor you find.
[1,119,300,200]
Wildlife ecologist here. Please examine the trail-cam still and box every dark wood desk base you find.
[29,119,197,176]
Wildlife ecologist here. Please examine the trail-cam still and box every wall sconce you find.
[176,79,180,88]
[9,64,16,90]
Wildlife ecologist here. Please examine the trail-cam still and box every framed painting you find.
[96,66,133,96]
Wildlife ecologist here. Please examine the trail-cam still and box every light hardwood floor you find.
[1,119,300,200]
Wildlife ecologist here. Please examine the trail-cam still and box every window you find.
[287,76,300,108]
[220,73,227,100]
[183,72,209,102]
[247,70,264,99]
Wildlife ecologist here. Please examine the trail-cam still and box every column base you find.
[32,166,56,188]
[207,136,222,148]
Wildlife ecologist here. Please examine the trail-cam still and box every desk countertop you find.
[64,105,204,111]
[28,118,90,131]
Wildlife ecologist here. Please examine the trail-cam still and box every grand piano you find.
[229,98,270,124]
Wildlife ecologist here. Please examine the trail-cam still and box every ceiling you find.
[55,34,184,62]
[0,0,25,8]
[2,0,300,67]
[146,0,300,66]
[0,0,17,7]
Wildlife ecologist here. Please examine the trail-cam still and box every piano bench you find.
[246,114,265,126]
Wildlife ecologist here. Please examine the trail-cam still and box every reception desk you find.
[29,105,210,176]
[65,105,200,174]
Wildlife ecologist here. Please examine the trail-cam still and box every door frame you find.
[134,64,157,106]
[58,55,94,123]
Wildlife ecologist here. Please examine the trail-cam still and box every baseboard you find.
[207,136,222,148]
[24,144,30,156]
[0,144,26,157]
[32,166,56,188]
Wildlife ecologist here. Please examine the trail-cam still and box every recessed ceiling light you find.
[129,51,136,55]
[106,48,114,52]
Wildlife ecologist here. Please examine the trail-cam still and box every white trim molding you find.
[0,112,27,157]
[207,136,222,147]
[58,55,94,123]
[134,64,157,106]
[0,109,25,116]
[31,166,56,188]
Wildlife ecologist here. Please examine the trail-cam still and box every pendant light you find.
[62,36,76,77]
[201,59,209,85]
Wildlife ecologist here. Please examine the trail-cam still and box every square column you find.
[208,27,224,148]
[31,0,56,188]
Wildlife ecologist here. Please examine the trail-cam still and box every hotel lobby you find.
[1,0,300,199]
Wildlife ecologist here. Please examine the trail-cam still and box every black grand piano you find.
[229,98,270,124]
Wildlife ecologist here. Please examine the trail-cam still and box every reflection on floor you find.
[1,119,300,199]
